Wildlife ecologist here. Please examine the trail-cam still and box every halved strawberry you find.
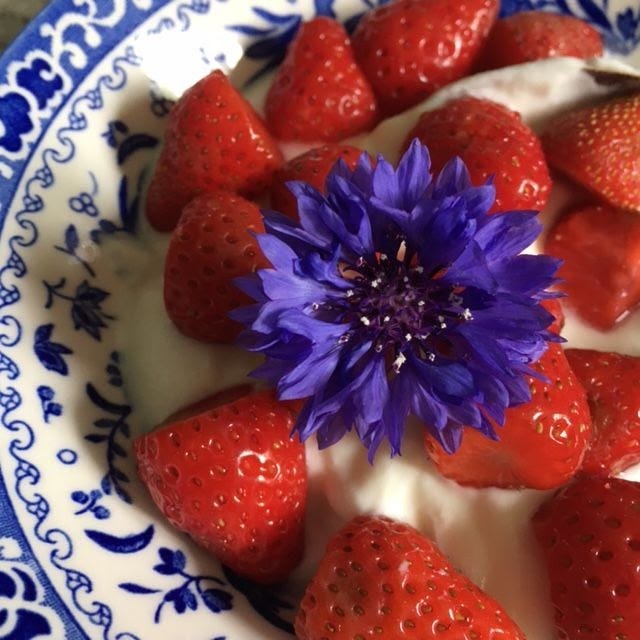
[134,389,307,585]
[541,92,640,212]
[351,0,499,116]
[265,17,378,142]
[544,203,640,329]
[145,69,283,232]
[477,11,603,70]
[269,144,367,219]
[566,349,640,476]
[405,96,552,214]
[424,342,592,490]
[163,191,268,343]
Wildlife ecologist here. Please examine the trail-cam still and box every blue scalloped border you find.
[0,0,175,234]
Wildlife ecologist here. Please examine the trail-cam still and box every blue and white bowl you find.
[0,1,638,638]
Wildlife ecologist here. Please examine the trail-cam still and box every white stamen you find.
[414,266,424,274]
[393,352,407,372]
[371,278,381,289]
[403,276,409,283]
[437,315,448,329]
[405,333,413,342]
[417,300,426,307]
[375,344,383,353]
[311,302,320,311]
[427,352,436,362]
[462,308,473,321]
[360,316,371,326]
[380,253,388,261]
[346,289,355,298]
[383,315,391,323]
[338,333,350,344]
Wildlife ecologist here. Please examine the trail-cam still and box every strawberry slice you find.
[477,11,603,70]
[541,92,640,212]
[544,203,640,329]
[134,389,307,585]
[424,342,592,490]
[405,96,552,214]
[145,69,283,232]
[265,17,378,142]
[533,475,640,640]
[269,144,367,219]
[296,515,525,639]
[351,0,499,116]
[566,349,640,476]
[163,191,268,343]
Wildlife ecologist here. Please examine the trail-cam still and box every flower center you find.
[333,255,474,370]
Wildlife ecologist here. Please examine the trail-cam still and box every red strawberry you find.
[351,0,499,116]
[533,475,640,639]
[404,96,552,214]
[541,92,640,212]
[134,389,307,585]
[145,69,283,232]
[265,18,378,142]
[477,11,603,71]
[565,349,640,476]
[163,191,268,343]
[424,342,592,489]
[544,204,640,329]
[541,297,565,334]
[295,515,525,639]
[269,144,367,219]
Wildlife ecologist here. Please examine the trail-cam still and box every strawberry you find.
[163,191,268,343]
[532,475,640,640]
[565,349,640,476]
[145,69,283,232]
[424,342,592,490]
[295,515,525,639]
[265,18,378,142]
[477,11,603,71]
[405,96,552,214]
[133,389,307,585]
[351,0,499,116]
[269,144,366,219]
[541,297,565,334]
[541,92,640,212]
[544,203,640,329]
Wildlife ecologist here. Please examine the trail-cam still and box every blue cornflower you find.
[234,140,561,460]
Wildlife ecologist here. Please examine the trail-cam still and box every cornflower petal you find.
[234,140,560,458]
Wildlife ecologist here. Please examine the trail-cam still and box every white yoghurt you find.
[102,56,640,639]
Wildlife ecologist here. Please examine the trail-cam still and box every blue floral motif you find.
[0,566,53,639]
[84,525,155,554]
[33,324,73,376]
[37,385,63,423]
[69,191,99,217]
[71,489,110,520]
[84,379,133,505]
[119,548,233,624]
[43,278,114,341]
[54,224,96,277]
[0,92,33,153]
[15,58,64,109]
